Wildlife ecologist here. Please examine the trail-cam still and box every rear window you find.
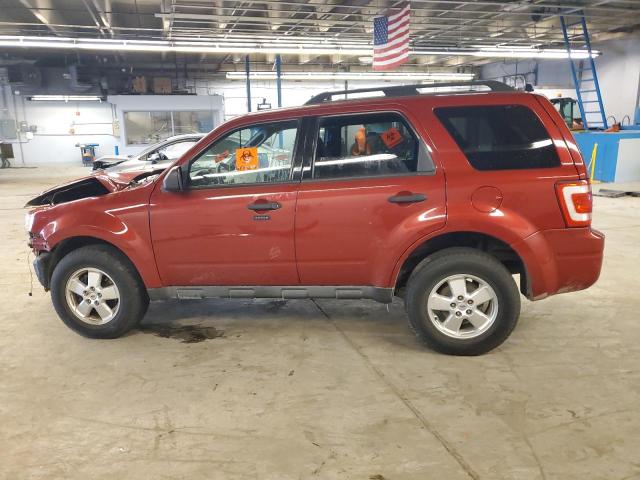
[434,105,560,171]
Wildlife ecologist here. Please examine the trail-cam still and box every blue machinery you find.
[560,13,608,130]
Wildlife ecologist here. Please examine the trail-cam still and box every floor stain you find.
[141,324,225,343]
[265,300,287,313]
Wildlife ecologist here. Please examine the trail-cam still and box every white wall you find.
[0,91,225,165]
[107,94,224,156]
[186,78,434,119]
[592,37,640,123]
[479,35,640,123]
[0,88,119,166]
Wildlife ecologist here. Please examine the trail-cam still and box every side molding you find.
[148,285,394,303]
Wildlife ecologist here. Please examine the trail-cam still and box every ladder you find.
[560,14,608,129]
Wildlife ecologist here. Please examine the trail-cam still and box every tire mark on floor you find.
[310,299,479,480]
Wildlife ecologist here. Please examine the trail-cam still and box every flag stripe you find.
[388,17,410,35]
[374,47,409,64]
[388,24,409,42]
[388,4,410,22]
[374,43,410,60]
[373,53,409,71]
[372,3,409,70]
[373,33,409,53]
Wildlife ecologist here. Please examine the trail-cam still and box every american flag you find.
[373,3,410,71]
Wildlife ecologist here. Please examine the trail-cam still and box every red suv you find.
[25,81,604,355]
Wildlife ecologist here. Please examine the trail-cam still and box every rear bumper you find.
[513,227,605,300]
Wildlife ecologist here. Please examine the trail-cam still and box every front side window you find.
[189,121,298,187]
[312,113,421,180]
[434,105,560,170]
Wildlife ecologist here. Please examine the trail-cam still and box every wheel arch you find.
[45,236,147,290]
[393,231,530,298]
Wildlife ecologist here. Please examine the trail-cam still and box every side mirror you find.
[162,166,184,192]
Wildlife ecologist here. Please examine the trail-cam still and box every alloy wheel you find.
[426,274,499,339]
[64,267,120,325]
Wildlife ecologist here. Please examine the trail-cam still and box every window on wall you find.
[434,105,561,171]
[173,111,214,136]
[124,111,213,145]
[312,112,422,180]
[188,120,298,187]
[124,111,172,145]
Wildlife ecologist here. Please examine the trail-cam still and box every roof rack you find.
[305,80,514,105]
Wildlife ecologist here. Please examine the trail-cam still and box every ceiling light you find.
[226,72,476,81]
[28,95,104,102]
[0,35,600,60]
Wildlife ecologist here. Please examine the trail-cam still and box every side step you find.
[148,285,394,304]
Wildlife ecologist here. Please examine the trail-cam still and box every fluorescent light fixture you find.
[28,95,104,102]
[471,47,598,59]
[0,35,600,59]
[226,71,475,81]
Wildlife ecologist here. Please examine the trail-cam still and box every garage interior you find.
[1,1,640,479]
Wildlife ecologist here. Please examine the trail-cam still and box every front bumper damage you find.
[32,251,51,290]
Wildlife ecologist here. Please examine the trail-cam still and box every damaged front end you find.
[24,169,161,290]
[25,177,113,207]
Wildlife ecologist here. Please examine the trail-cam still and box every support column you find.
[245,55,251,113]
[275,54,282,108]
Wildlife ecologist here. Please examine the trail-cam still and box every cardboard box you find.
[132,76,147,94]
[153,77,172,94]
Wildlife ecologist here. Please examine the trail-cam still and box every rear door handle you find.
[247,201,281,211]
[388,193,426,204]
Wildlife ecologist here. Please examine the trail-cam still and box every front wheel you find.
[405,248,521,355]
[50,245,149,338]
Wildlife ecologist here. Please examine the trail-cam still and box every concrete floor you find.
[1,165,639,480]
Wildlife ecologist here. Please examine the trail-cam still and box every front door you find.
[150,120,301,286]
[295,111,447,287]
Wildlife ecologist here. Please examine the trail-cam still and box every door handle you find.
[388,193,427,204]
[247,201,281,211]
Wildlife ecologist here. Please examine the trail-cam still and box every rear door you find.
[294,110,447,288]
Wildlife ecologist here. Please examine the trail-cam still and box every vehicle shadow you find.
[134,297,420,349]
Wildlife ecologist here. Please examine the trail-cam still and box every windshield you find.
[136,137,200,161]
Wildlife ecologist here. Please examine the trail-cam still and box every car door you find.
[149,120,301,286]
[295,110,447,288]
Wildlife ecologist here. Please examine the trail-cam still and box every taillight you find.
[555,180,592,227]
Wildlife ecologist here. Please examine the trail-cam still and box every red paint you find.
[26,90,604,300]
[471,186,503,213]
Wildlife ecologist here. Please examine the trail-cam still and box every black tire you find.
[50,245,149,339]
[405,247,520,356]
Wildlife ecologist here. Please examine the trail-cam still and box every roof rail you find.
[305,80,514,105]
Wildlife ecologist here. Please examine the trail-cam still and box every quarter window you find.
[312,113,422,180]
[189,121,298,187]
[434,105,560,170]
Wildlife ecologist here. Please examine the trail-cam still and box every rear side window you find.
[434,105,560,170]
[312,112,425,180]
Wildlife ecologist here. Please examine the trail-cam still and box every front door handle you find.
[247,201,281,211]
[388,193,426,204]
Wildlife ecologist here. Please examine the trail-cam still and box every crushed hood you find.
[25,166,163,207]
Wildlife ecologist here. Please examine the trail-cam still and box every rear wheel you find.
[50,245,149,338]
[405,248,520,355]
